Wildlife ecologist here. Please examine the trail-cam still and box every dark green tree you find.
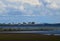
[31,22,35,24]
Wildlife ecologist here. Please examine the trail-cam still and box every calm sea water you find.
[0,26,60,36]
[0,30,60,36]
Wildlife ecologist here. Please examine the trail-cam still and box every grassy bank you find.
[0,33,60,41]
[0,28,57,31]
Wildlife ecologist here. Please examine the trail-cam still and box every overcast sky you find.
[0,0,60,23]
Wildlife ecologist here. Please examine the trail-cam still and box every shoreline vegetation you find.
[0,23,60,31]
[0,27,55,31]
[0,22,60,31]
[0,22,60,26]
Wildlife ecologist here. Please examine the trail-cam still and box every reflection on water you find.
[0,31,60,35]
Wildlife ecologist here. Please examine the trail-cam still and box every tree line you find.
[0,22,35,25]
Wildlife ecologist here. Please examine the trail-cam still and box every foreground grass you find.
[0,33,60,41]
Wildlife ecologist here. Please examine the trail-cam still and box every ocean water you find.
[0,30,60,36]
[0,26,60,36]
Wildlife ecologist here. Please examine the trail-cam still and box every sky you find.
[0,0,60,24]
